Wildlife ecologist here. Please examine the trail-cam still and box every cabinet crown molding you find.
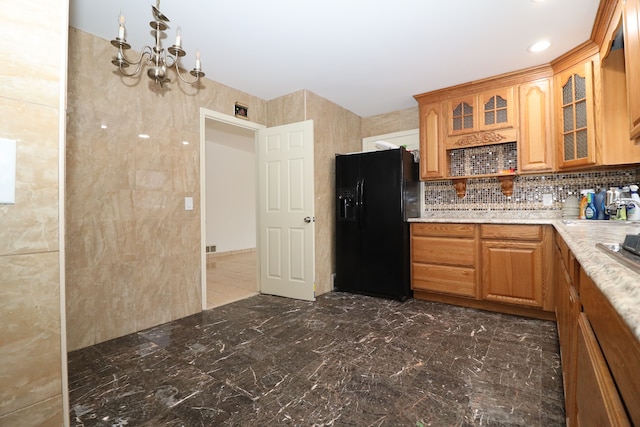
[550,40,600,74]
[413,65,553,104]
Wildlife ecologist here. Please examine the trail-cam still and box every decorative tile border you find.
[423,169,639,211]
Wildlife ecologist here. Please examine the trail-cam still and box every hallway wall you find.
[205,123,256,253]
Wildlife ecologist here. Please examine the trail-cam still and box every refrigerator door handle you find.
[357,178,364,228]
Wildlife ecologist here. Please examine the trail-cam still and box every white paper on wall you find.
[0,138,17,204]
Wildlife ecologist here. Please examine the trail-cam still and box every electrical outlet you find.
[542,193,553,207]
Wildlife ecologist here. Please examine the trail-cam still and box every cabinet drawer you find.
[481,224,542,240]
[412,223,475,238]
[412,263,477,297]
[412,236,476,267]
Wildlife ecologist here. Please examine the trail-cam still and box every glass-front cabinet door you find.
[555,61,596,168]
[448,96,475,136]
[479,87,514,131]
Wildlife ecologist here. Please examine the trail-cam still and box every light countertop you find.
[409,213,640,340]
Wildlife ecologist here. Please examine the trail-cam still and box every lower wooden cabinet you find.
[480,224,553,311]
[580,269,640,426]
[554,231,637,427]
[554,235,580,425]
[410,223,554,318]
[411,223,479,298]
[576,313,630,427]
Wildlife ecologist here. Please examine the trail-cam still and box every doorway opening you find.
[200,109,265,310]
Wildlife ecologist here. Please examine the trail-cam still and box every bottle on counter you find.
[585,189,596,220]
[579,190,588,219]
[630,184,640,202]
[626,185,640,220]
[594,188,607,220]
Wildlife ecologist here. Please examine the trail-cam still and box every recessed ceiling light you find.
[100,124,108,129]
[528,40,551,53]
[138,134,150,139]
[182,141,190,145]
[530,0,545,2]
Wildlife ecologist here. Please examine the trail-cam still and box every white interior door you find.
[257,120,315,301]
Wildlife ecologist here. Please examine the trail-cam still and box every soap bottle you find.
[627,185,640,220]
[594,188,607,220]
[585,189,596,220]
[579,190,588,219]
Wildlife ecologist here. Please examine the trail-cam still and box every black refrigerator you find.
[334,147,419,301]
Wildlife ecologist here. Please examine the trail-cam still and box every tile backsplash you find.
[449,142,518,176]
[423,169,639,211]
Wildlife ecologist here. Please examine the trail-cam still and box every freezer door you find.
[335,154,363,292]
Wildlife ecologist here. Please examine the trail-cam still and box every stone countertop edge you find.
[409,215,640,341]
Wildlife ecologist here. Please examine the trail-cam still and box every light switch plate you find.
[542,193,553,207]
[0,138,17,204]
[184,196,194,211]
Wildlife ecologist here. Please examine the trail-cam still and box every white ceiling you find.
[69,0,601,118]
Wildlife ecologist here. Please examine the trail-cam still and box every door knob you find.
[304,216,315,223]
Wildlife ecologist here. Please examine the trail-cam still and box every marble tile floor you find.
[206,251,258,309]
[68,293,566,426]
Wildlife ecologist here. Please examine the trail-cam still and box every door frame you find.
[199,108,265,310]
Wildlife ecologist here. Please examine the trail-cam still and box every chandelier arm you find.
[118,46,153,68]
[116,58,147,78]
[164,54,177,68]
[172,63,202,85]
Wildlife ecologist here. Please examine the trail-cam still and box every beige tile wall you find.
[361,106,419,138]
[66,30,417,351]
[65,29,268,351]
[0,1,66,424]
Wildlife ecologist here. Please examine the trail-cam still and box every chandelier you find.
[110,1,205,87]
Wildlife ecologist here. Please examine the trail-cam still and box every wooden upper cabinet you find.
[478,87,515,131]
[555,60,597,169]
[518,79,554,172]
[624,0,640,140]
[448,96,476,136]
[419,102,445,179]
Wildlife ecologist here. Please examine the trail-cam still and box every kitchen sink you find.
[596,242,640,274]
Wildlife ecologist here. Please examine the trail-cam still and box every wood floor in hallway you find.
[206,250,258,309]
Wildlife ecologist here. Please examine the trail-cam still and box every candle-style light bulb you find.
[175,27,182,48]
[195,50,201,71]
[118,12,126,40]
